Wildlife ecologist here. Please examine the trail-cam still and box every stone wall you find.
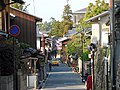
[94,48,105,90]
[0,70,27,90]
[94,47,112,90]
[18,69,27,90]
[0,75,13,90]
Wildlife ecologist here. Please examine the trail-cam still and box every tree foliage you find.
[84,0,109,20]
[48,3,73,37]
[10,1,29,12]
[68,0,109,60]
[62,4,73,35]
[66,33,91,61]
[76,18,91,32]
[77,0,109,32]
[10,3,24,10]
[66,34,81,56]
[68,0,109,61]
[63,4,72,17]
[38,21,51,32]
[48,17,64,37]
[0,39,22,76]
[61,16,73,35]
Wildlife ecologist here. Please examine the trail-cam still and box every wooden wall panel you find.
[10,8,38,48]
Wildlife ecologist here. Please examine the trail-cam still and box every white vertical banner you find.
[104,57,108,75]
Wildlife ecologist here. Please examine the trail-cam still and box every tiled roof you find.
[75,8,87,12]
[64,28,77,37]
[73,8,87,14]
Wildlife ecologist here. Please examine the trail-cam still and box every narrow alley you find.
[41,63,85,90]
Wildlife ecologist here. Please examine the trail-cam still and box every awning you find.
[20,57,38,63]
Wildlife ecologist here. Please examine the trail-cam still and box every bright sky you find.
[23,0,108,22]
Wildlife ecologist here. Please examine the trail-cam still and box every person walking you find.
[85,73,89,81]
[72,61,76,72]
[86,75,92,90]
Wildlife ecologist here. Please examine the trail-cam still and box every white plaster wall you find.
[100,16,110,47]
[91,24,99,44]
[91,15,110,46]
[102,31,109,46]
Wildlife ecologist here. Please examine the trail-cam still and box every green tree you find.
[63,4,72,17]
[61,16,73,34]
[10,3,24,10]
[38,21,51,32]
[66,33,91,61]
[46,3,73,37]
[48,17,64,37]
[77,0,109,32]
[76,18,91,32]
[84,0,109,20]
[10,1,29,12]
[62,3,73,35]
[73,0,109,61]
[66,34,81,55]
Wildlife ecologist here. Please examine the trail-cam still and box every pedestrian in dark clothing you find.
[85,73,89,81]
[49,62,52,71]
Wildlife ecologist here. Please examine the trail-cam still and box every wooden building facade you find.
[10,7,42,48]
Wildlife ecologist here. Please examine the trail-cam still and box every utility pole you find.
[13,37,17,90]
[112,0,116,89]
[104,57,108,90]
[92,49,95,90]
[81,32,84,82]
[82,35,84,81]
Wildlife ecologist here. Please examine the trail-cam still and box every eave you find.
[85,11,110,23]
[10,7,42,22]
